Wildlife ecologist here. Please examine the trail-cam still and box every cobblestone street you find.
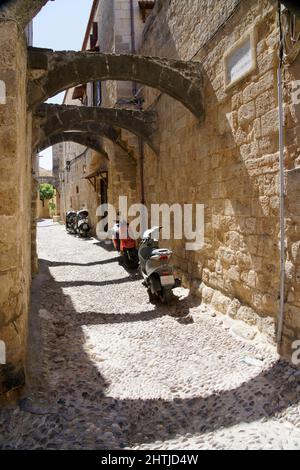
[1,221,300,450]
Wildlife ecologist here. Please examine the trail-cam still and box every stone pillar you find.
[31,178,39,275]
[0,20,31,398]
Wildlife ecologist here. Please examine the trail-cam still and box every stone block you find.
[226,298,241,318]
[261,108,279,137]
[211,290,231,314]
[231,321,257,341]
[238,101,256,128]
[236,305,259,326]
[202,284,214,304]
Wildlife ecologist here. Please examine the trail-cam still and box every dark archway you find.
[38,132,109,160]
[35,123,139,160]
[28,48,205,120]
[34,104,157,153]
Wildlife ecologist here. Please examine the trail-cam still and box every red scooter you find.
[111,220,139,269]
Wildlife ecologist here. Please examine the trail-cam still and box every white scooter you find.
[138,227,180,304]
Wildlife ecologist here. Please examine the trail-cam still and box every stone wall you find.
[139,0,284,347]
[96,0,142,212]
[0,20,32,398]
[108,145,138,212]
[56,86,106,233]
[31,177,39,275]
[57,137,108,234]
[96,0,144,104]
[277,49,300,355]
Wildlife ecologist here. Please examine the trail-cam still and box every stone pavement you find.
[0,221,300,450]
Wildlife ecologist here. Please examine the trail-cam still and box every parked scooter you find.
[138,227,179,304]
[66,210,77,234]
[111,220,139,269]
[75,209,91,238]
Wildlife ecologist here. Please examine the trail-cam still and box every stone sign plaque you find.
[224,28,257,89]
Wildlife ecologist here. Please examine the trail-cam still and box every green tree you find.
[48,201,56,215]
[39,183,55,207]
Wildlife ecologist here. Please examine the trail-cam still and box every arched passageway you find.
[0,0,204,404]
[38,132,109,159]
[36,124,137,159]
[34,104,158,153]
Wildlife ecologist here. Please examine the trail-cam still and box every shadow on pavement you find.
[2,259,298,450]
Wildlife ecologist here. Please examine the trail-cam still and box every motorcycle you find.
[138,227,180,304]
[66,210,77,234]
[111,220,139,269]
[75,209,91,238]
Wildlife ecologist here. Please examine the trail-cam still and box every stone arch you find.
[37,126,136,160]
[0,0,50,28]
[34,104,157,153]
[38,132,109,160]
[38,175,58,188]
[35,122,138,160]
[28,49,205,120]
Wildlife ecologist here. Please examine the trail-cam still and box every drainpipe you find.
[129,0,138,97]
[139,137,146,205]
[277,66,286,347]
[129,0,146,209]
[277,1,286,347]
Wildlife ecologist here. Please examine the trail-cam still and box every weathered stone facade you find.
[33,104,157,153]
[138,0,300,353]
[58,0,299,356]
[0,18,32,398]
[1,0,300,400]
[57,0,291,351]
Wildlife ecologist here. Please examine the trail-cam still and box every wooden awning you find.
[72,84,86,101]
[83,169,108,191]
[84,169,107,179]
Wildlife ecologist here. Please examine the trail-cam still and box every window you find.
[90,22,98,50]
[25,22,33,46]
[100,177,108,205]
[138,1,155,22]
[93,80,102,107]
[76,186,79,194]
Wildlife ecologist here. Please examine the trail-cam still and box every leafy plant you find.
[48,201,56,215]
[39,183,55,207]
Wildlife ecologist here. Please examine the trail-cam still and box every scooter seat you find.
[151,249,173,256]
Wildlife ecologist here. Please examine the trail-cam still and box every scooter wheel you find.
[160,288,174,305]
[123,253,139,270]
[147,288,158,304]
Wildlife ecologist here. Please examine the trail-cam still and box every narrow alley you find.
[1,221,300,450]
